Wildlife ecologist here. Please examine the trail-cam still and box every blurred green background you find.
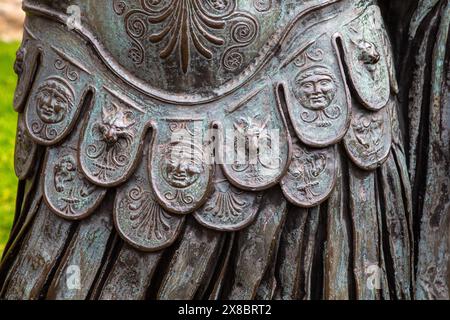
[0,41,20,257]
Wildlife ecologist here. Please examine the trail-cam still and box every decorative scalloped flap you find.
[13,39,41,112]
[14,113,37,180]
[281,140,337,208]
[149,118,213,215]
[194,165,263,232]
[282,33,351,147]
[218,85,291,191]
[114,136,185,252]
[338,5,390,111]
[79,86,148,187]
[25,46,93,145]
[344,99,392,170]
[44,123,107,220]
[381,25,399,95]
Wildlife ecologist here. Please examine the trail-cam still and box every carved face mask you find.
[99,103,136,146]
[36,79,73,124]
[54,155,77,193]
[163,142,204,188]
[296,69,337,111]
[14,47,25,75]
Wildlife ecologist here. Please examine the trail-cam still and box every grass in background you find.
[0,41,20,256]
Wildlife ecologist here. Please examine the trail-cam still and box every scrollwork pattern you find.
[113,0,127,15]
[222,13,258,71]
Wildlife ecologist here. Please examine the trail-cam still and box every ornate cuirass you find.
[3,0,413,300]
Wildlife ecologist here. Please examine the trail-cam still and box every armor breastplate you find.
[14,0,399,252]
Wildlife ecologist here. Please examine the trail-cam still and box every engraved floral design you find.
[147,0,228,73]
[231,115,280,182]
[113,0,258,73]
[161,140,205,205]
[87,102,136,181]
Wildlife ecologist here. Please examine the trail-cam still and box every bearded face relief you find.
[36,78,74,124]
[296,66,337,111]
[162,141,205,189]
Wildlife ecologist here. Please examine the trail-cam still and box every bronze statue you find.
[0,0,446,300]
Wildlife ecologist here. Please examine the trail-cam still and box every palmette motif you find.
[12,0,396,250]
[115,136,185,251]
[13,34,41,112]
